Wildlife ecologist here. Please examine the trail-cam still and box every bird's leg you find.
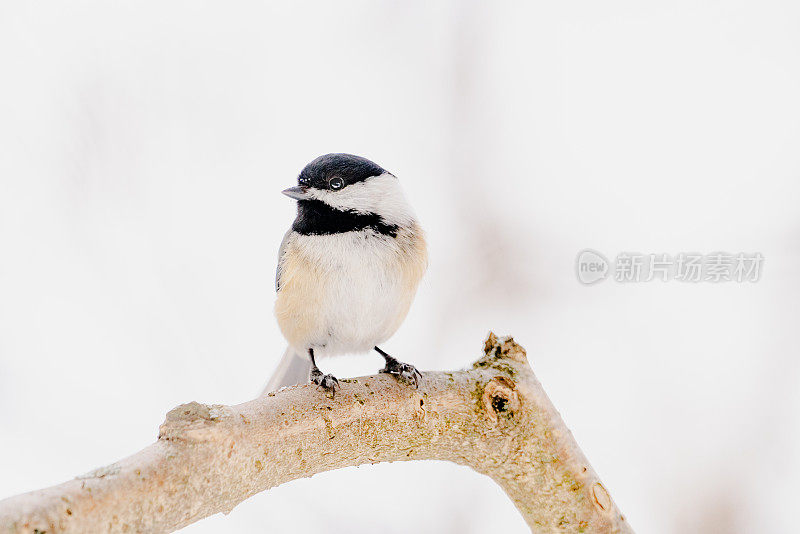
[375,346,422,388]
[308,348,339,396]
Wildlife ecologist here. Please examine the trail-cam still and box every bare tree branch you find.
[0,334,633,533]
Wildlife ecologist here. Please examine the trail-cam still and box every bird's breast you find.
[275,226,427,355]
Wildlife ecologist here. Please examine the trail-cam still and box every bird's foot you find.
[380,357,422,388]
[310,368,339,397]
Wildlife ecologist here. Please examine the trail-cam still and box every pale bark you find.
[0,334,633,533]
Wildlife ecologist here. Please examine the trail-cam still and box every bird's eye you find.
[329,177,344,190]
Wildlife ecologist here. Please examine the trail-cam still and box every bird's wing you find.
[275,229,293,292]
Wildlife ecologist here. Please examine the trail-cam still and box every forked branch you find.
[0,334,633,533]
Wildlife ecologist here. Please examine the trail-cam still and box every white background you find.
[1,2,799,533]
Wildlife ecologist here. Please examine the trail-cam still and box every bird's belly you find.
[318,268,410,353]
[275,231,423,356]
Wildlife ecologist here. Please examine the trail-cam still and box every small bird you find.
[265,153,428,395]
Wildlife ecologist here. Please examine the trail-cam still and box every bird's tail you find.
[261,347,311,395]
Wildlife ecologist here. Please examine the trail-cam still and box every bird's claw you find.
[310,371,339,397]
[380,360,422,388]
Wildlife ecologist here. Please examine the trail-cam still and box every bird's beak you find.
[282,185,311,200]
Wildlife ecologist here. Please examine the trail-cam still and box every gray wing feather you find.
[275,229,293,292]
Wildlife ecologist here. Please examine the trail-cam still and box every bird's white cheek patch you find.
[306,173,416,228]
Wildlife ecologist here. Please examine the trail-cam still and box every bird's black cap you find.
[298,153,387,190]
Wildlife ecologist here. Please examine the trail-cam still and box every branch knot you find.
[158,402,230,441]
[482,376,521,425]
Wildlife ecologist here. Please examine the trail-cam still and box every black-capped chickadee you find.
[265,154,427,395]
